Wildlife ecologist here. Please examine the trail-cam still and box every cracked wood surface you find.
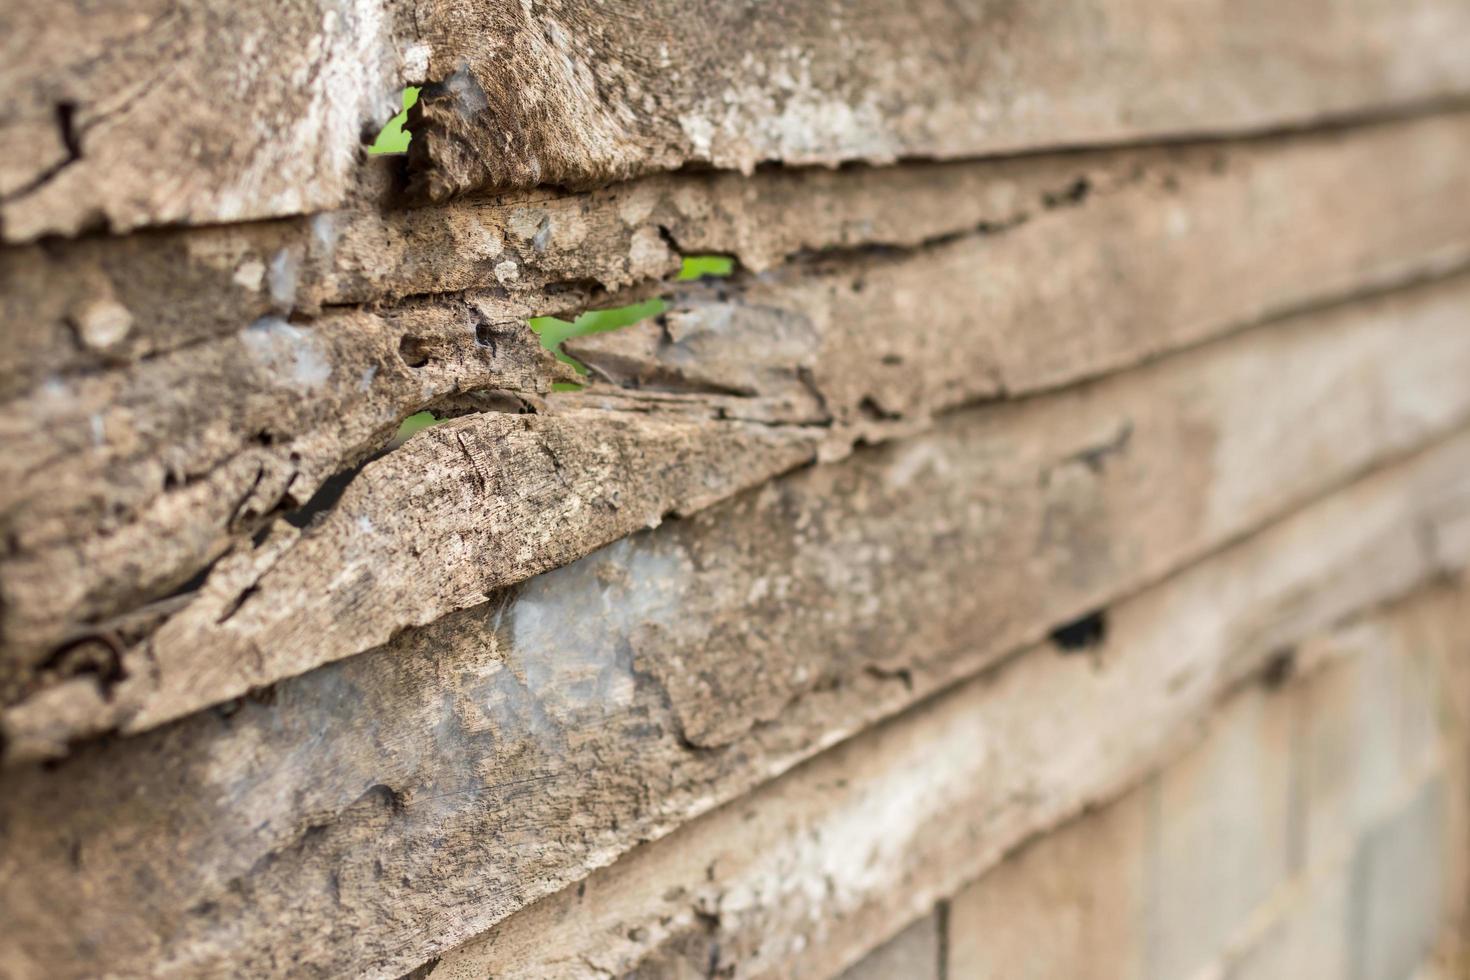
[6,116,1470,748]
[10,112,1464,403]
[0,303,574,674]
[5,431,1464,980]
[411,0,1470,198]
[430,579,1470,980]
[0,0,404,241]
[2,290,1468,974]
[6,0,1470,240]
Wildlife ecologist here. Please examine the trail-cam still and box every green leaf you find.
[677,255,734,280]
[368,87,420,155]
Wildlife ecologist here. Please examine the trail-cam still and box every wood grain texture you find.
[0,303,574,669]
[12,112,1466,403]
[6,0,1470,239]
[429,556,1470,980]
[2,301,1467,976]
[8,115,1470,744]
[0,0,404,241]
[561,278,1470,751]
[410,0,1470,199]
[5,6,1469,978]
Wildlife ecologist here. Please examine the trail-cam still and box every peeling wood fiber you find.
[2,286,1467,974]
[6,0,1470,239]
[6,115,1470,751]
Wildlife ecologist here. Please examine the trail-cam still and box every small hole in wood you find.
[1050,609,1107,653]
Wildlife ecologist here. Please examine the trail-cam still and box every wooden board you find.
[1,308,1468,972]
[12,113,1467,401]
[0,431,1464,978]
[429,567,1470,980]
[5,0,1470,239]
[7,119,1470,741]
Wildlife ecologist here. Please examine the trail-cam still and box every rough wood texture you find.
[569,279,1470,752]
[6,0,1470,240]
[1,315,1466,976]
[422,537,1470,979]
[0,0,403,241]
[0,304,574,667]
[11,112,1465,403]
[6,7,1470,978]
[8,116,1470,746]
[0,410,819,756]
[945,609,1467,980]
[411,0,1470,199]
[12,267,1470,754]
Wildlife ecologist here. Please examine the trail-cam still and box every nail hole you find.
[1050,609,1107,653]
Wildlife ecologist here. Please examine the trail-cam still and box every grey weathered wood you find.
[12,112,1466,403]
[4,7,1469,980]
[0,409,819,755]
[0,0,404,241]
[0,303,572,673]
[563,279,1470,751]
[6,0,1470,240]
[1,297,1467,976]
[428,562,1470,980]
[14,266,1470,752]
[7,116,1470,737]
[414,0,1470,198]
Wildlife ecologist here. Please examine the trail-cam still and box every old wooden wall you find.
[2,1,1469,977]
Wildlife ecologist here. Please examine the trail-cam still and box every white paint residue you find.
[241,317,333,390]
[494,259,520,284]
[310,212,341,255]
[885,438,948,490]
[509,537,692,724]
[267,248,299,310]
[233,258,267,291]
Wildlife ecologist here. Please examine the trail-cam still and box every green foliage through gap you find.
[676,254,734,280]
[528,255,734,371]
[391,253,734,438]
[392,409,440,443]
[368,87,419,155]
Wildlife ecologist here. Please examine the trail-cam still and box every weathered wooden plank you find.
[0,0,404,242]
[11,112,1466,404]
[0,303,574,670]
[568,115,1470,427]
[943,616,1466,980]
[569,279,1470,752]
[413,0,1470,198]
[0,409,820,751]
[8,116,1470,728]
[6,0,1470,241]
[1,327,1467,976]
[428,560,1470,980]
[14,266,1470,755]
